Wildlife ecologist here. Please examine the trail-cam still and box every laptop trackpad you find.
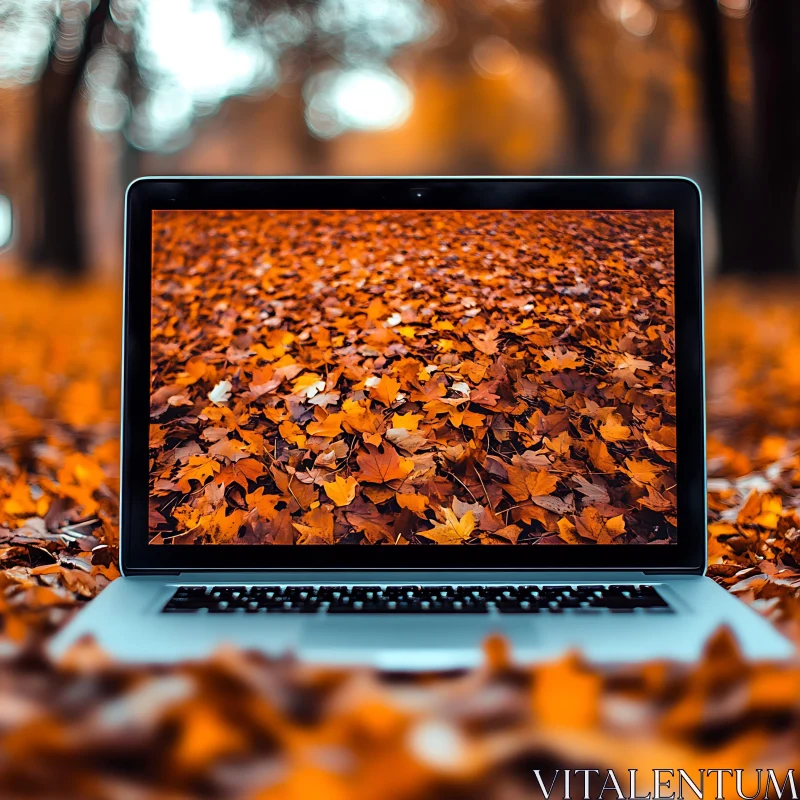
[302,616,533,650]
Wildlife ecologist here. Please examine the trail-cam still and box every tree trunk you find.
[749,0,800,274]
[30,0,109,276]
[543,0,598,173]
[688,0,748,274]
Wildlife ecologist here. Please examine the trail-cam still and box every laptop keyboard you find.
[162,584,671,614]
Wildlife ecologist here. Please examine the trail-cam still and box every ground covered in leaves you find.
[150,209,676,546]
[2,275,800,799]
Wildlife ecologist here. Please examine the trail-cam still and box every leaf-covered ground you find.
[150,210,676,546]
[1,276,800,798]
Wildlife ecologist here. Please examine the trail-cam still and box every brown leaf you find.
[356,443,414,484]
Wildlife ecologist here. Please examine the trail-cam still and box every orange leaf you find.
[525,471,558,497]
[396,492,429,515]
[369,375,401,406]
[323,475,358,507]
[356,443,413,484]
[599,413,631,442]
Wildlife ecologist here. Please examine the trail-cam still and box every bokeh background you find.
[2,2,800,798]
[0,0,797,278]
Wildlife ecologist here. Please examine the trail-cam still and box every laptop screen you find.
[148,209,675,546]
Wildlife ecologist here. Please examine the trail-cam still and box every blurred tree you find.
[543,0,597,172]
[749,0,800,275]
[31,0,109,276]
[690,0,799,275]
[21,0,435,272]
[688,0,744,273]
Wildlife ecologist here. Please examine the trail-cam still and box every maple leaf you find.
[323,475,358,507]
[532,493,575,514]
[423,508,476,544]
[345,498,394,543]
[215,458,266,490]
[540,346,585,371]
[525,471,558,498]
[392,412,422,431]
[292,507,334,544]
[175,357,207,386]
[396,491,429,516]
[502,464,531,502]
[306,413,344,438]
[624,458,662,486]
[292,372,325,398]
[614,353,652,373]
[202,506,245,543]
[175,456,220,492]
[471,381,500,407]
[571,475,610,504]
[469,328,500,355]
[586,439,616,473]
[208,437,250,462]
[487,524,522,544]
[245,487,282,520]
[368,375,401,407]
[599,413,631,442]
[638,485,673,512]
[557,517,584,544]
[575,508,626,543]
[208,380,232,405]
[356,442,414,484]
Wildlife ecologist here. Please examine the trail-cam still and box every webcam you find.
[411,187,428,199]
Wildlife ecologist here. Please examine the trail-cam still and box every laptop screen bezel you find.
[121,177,705,574]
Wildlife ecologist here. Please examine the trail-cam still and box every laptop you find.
[51,177,793,668]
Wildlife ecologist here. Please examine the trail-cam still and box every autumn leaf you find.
[469,327,500,355]
[207,380,232,405]
[208,437,250,462]
[571,475,610,504]
[306,413,344,438]
[215,458,266,490]
[245,487,282,520]
[423,508,476,544]
[292,507,334,544]
[396,491,429,516]
[638,485,674,512]
[624,458,662,486]
[175,456,220,492]
[557,517,584,544]
[292,372,326,398]
[599,412,632,442]
[175,357,207,386]
[613,353,653,376]
[586,439,616,473]
[540,346,585,371]
[532,493,575,514]
[356,442,414,484]
[202,506,245,543]
[368,375,401,406]
[525,471,558,498]
[575,508,626,543]
[323,475,358,507]
[392,412,422,431]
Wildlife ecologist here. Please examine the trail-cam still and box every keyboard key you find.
[161,584,670,614]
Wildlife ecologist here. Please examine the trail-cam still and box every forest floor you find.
[1,275,800,798]
[149,209,677,547]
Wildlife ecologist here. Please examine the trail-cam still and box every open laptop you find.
[51,177,793,668]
